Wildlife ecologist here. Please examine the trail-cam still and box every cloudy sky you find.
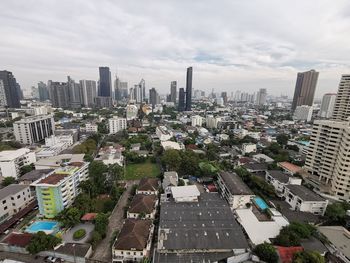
[1,0,350,98]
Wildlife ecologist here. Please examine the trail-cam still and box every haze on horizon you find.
[1,0,350,98]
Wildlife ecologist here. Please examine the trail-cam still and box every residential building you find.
[127,194,158,219]
[278,161,302,175]
[293,105,313,122]
[85,123,98,133]
[136,178,159,195]
[318,226,350,261]
[156,126,173,141]
[31,161,89,218]
[265,170,302,196]
[80,80,97,107]
[67,76,82,109]
[170,81,177,104]
[170,185,200,202]
[206,115,221,129]
[191,115,202,127]
[291,69,319,111]
[0,184,34,224]
[112,219,154,262]
[217,171,254,209]
[35,143,69,159]
[155,193,249,262]
[241,143,257,155]
[109,117,127,134]
[244,163,268,174]
[95,146,124,166]
[160,141,184,150]
[333,74,350,121]
[305,119,350,200]
[0,70,21,108]
[283,184,328,215]
[162,171,178,194]
[45,134,74,147]
[319,93,336,118]
[48,81,70,108]
[126,104,138,120]
[13,115,55,145]
[0,149,36,179]
[178,88,185,112]
[98,67,112,97]
[252,154,274,164]
[38,81,49,101]
[34,154,85,170]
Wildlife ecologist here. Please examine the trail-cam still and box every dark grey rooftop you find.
[153,251,235,263]
[267,170,290,183]
[54,243,91,258]
[286,184,325,202]
[19,169,54,182]
[301,237,328,254]
[219,171,253,195]
[244,163,268,171]
[0,184,28,200]
[157,193,248,252]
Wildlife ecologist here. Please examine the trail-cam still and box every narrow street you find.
[91,182,134,262]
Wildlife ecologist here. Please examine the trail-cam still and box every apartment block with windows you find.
[108,117,127,134]
[0,148,36,179]
[31,161,89,218]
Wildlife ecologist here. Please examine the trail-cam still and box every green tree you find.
[74,193,95,213]
[253,242,278,263]
[56,207,82,227]
[206,144,219,161]
[1,177,16,187]
[162,149,182,171]
[95,213,109,237]
[20,164,34,175]
[27,231,61,254]
[293,251,325,263]
[277,133,289,146]
[90,230,102,247]
[324,202,350,225]
[88,161,109,194]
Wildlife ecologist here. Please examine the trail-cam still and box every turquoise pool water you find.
[26,221,60,233]
[253,196,269,210]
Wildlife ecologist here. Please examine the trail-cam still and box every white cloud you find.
[0,0,350,97]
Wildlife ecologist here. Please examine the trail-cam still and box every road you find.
[91,182,134,262]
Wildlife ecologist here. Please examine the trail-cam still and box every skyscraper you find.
[170,81,177,104]
[319,93,337,118]
[0,70,21,108]
[149,88,159,107]
[221,92,228,105]
[0,80,6,107]
[178,88,185,112]
[185,67,193,111]
[98,67,112,97]
[80,80,97,108]
[67,76,82,109]
[291,69,319,111]
[48,80,70,108]
[256,88,267,105]
[38,81,49,101]
[332,75,350,121]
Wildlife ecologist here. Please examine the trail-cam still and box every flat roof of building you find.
[285,185,325,202]
[0,184,29,200]
[35,154,85,167]
[218,171,253,195]
[37,173,68,185]
[0,148,30,161]
[318,226,350,259]
[19,169,54,182]
[171,185,200,199]
[267,170,290,183]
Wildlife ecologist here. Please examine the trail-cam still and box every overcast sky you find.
[1,0,350,98]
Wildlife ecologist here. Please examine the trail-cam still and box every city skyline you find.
[1,1,350,97]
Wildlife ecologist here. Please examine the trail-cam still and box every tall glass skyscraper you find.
[185,67,193,111]
[98,67,112,97]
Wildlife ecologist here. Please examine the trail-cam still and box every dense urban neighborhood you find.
[0,65,350,263]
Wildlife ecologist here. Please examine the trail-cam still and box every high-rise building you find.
[170,81,177,104]
[185,67,193,111]
[38,81,49,101]
[109,117,127,134]
[120,81,128,100]
[0,80,6,107]
[48,81,70,108]
[319,93,337,118]
[255,88,267,105]
[13,115,55,144]
[293,105,313,122]
[305,119,350,200]
[31,86,39,99]
[221,92,228,105]
[98,67,112,97]
[0,70,21,108]
[332,75,350,121]
[291,69,319,111]
[149,88,159,107]
[80,80,97,108]
[67,76,82,109]
[94,96,113,108]
[178,88,185,112]
[115,76,121,101]
[32,161,89,218]
[191,115,202,127]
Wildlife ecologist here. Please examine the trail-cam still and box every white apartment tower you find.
[319,93,337,118]
[191,115,203,127]
[108,117,127,134]
[332,75,350,121]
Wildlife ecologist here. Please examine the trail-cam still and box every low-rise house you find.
[252,153,274,164]
[162,171,178,194]
[265,170,302,195]
[243,163,268,175]
[112,219,154,262]
[217,171,254,209]
[96,146,124,166]
[0,149,36,179]
[84,123,98,133]
[127,195,158,219]
[136,178,159,195]
[160,141,184,150]
[283,185,328,215]
[171,185,200,203]
[318,226,350,261]
[130,143,141,152]
[0,184,34,224]
[278,161,302,175]
[0,232,34,254]
[156,126,173,141]
[241,143,257,155]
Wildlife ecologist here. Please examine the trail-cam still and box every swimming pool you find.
[253,196,269,210]
[25,221,60,234]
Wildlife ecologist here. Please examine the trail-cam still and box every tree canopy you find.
[56,207,82,228]
[253,242,278,263]
[27,231,61,254]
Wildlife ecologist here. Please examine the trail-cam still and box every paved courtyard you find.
[63,223,94,243]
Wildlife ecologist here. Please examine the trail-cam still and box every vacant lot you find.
[125,160,160,180]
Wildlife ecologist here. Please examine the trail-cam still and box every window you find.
[17,195,20,199]
[4,206,7,210]
[2,200,6,204]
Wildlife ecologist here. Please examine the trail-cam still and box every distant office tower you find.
[94,96,113,108]
[149,88,159,107]
[256,88,267,105]
[141,79,146,102]
[133,79,146,103]
[0,70,21,108]
[98,67,112,97]
[120,82,128,99]
[291,69,319,111]
[31,86,39,99]
[293,105,313,122]
[80,80,97,107]
[319,93,337,118]
[332,75,350,121]
[115,76,121,101]
[170,81,177,104]
[178,88,186,112]
[67,76,81,109]
[129,87,135,101]
[221,92,228,105]
[305,119,350,200]
[185,67,193,111]
[0,80,6,107]
[48,81,70,108]
[234,90,241,102]
[38,81,49,101]
[13,115,55,144]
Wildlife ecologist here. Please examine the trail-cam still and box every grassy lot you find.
[125,160,160,180]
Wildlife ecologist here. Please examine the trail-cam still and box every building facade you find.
[109,117,127,134]
[332,75,350,121]
[185,67,193,111]
[0,70,21,108]
[170,81,177,104]
[98,67,112,97]
[293,105,313,122]
[80,80,97,108]
[191,115,202,127]
[0,149,36,179]
[320,93,337,118]
[48,81,70,108]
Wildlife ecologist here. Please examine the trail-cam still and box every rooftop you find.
[2,232,33,248]
[138,178,159,192]
[278,161,302,174]
[35,154,85,168]
[0,148,31,161]
[244,163,268,171]
[0,184,29,200]
[218,171,253,195]
[285,185,325,202]
[19,169,54,182]
[128,194,157,214]
[267,170,290,183]
[318,226,350,259]
[55,243,92,258]
[171,185,200,199]
[37,173,68,185]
